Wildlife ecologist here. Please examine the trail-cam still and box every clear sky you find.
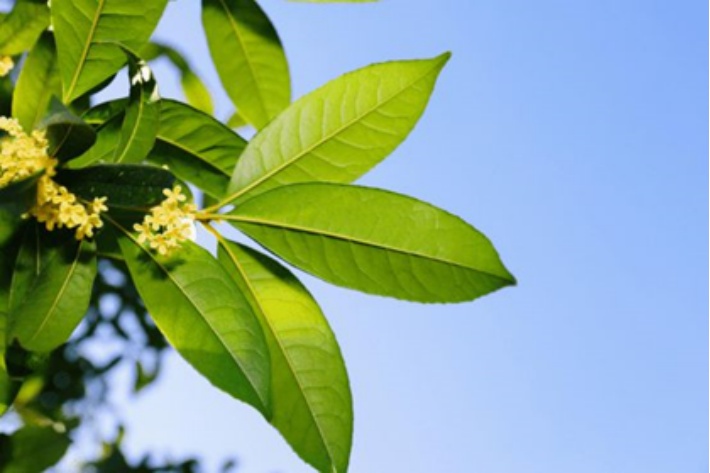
[105,1,708,472]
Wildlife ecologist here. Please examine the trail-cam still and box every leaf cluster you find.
[0,0,515,471]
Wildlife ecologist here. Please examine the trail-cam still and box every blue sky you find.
[106,1,708,472]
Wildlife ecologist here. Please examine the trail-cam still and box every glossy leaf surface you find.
[7,226,97,352]
[218,240,352,473]
[118,234,271,414]
[55,164,175,213]
[51,0,168,102]
[202,0,290,129]
[224,54,449,205]
[231,183,516,302]
[12,32,61,132]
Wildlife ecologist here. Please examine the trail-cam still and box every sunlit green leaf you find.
[226,110,248,129]
[218,240,352,473]
[117,233,271,414]
[224,54,449,206]
[8,225,97,352]
[147,99,246,198]
[113,51,160,164]
[66,113,123,169]
[51,0,168,103]
[0,426,70,473]
[0,0,50,56]
[12,32,61,132]
[230,183,516,302]
[202,0,290,129]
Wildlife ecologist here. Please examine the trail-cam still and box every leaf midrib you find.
[116,223,266,407]
[215,0,268,125]
[219,241,337,468]
[24,241,84,346]
[232,215,513,283]
[225,60,441,205]
[65,0,106,102]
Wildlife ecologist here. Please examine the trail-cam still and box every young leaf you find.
[223,54,450,206]
[117,233,271,414]
[229,183,516,303]
[0,0,50,56]
[112,51,160,164]
[7,226,97,352]
[51,0,168,103]
[147,100,246,198]
[12,32,61,132]
[202,0,291,129]
[218,240,352,473]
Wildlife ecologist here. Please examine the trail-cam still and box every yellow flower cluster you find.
[134,185,197,255]
[0,117,54,187]
[0,117,108,240]
[32,179,108,239]
[0,56,13,77]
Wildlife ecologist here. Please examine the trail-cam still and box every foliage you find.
[0,0,515,471]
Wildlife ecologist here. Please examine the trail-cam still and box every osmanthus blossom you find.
[133,185,197,256]
[0,56,13,77]
[0,116,107,240]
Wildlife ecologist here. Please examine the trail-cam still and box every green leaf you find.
[54,164,175,215]
[223,54,449,206]
[230,183,516,302]
[226,110,248,129]
[0,0,50,56]
[41,99,97,161]
[147,99,246,198]
[12,32,61,132]
[202,0,290,129]
[0,174,41,246]
[117,232,271,414]
[7,225,97,352]
[51,0,168,103]
[181,71,214,116]
[0,234,22,415]
[218,240,352,473]
[66,113,123,168]
[112,51,160,164]
[0,426,70,473]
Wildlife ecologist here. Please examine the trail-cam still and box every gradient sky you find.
[91,1,708,472]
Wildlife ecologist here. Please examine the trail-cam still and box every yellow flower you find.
[0,56,13,77]
[133,185,196,255]
[1,116,108,240]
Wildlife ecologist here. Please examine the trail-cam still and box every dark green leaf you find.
[0,0,50,56]
[230,183,516,302]
[112,50,160,164]
[68,112,124,169]
[218,240,352,473]
[54,164,175,214]
[0,426,70,473]
[41,99,97,161]
[12,31,61,132]
[224,54,449,206]
[117,232,271,414]
[0,174,42,245]
[202,0,290,129]
[7,225,97,352]
[51,0,168,103]
[147,99,246,198]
